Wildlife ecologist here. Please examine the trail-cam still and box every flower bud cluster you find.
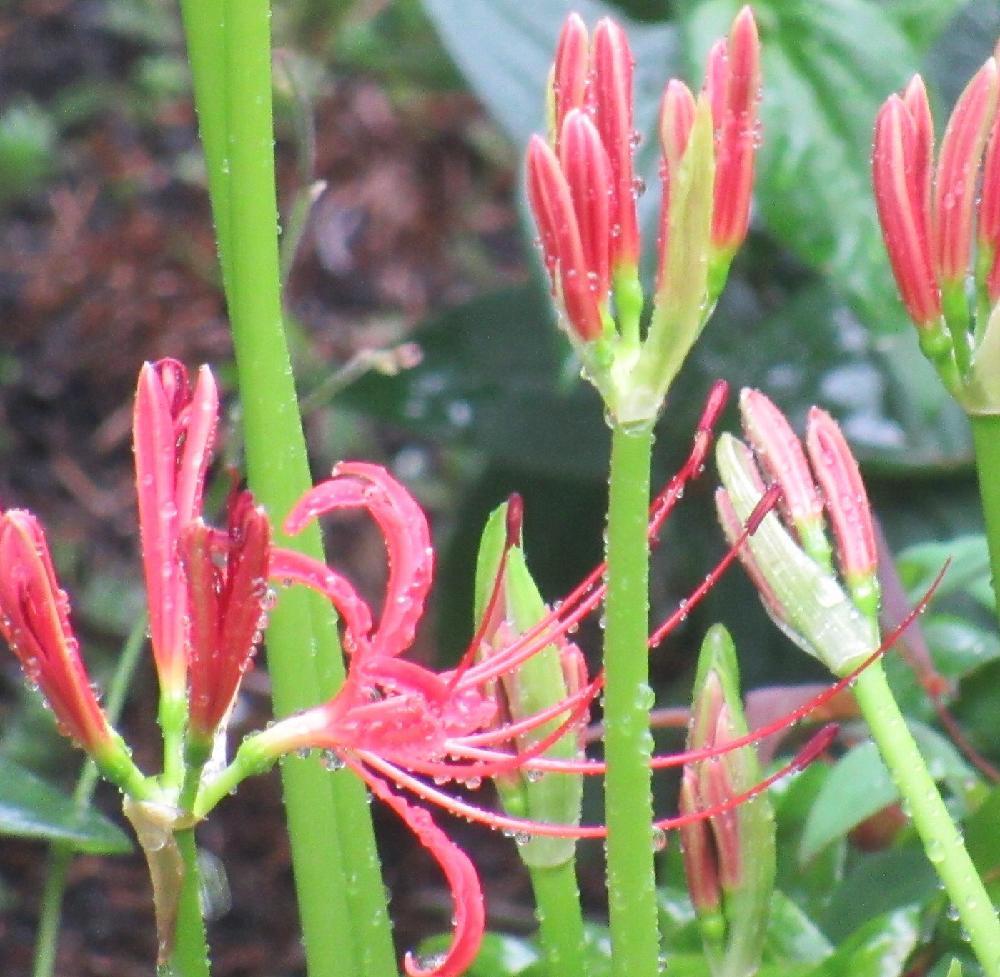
[873,46,1000,412]
[715,390,881,676]
[527,8,760,425]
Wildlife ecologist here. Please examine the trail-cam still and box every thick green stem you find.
[528,861,589,977]
[853,663,1000,977]
[971,414,1000,628]
[33,619,149,977]
[167,829,211,977]
[206,2,396,975]
[603,423,660,977]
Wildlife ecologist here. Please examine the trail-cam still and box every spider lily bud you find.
[715,393,880,676]
[133,359,218,700]
[874,57,1000,411]
[474,501,584,869]
[704,6,761,291]
[181,491,271,759]
[680,625,775,977]
[530,9,760,427]
[0,511,143,792]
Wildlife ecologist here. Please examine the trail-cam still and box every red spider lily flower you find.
[211,388,855,977]
[703,6,761,257]
[180,490,272,752]
[134,359,219,698]
[0,511,148,794]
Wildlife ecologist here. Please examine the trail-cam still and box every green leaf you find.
[881,0,967,50]
[764,889,833,966]
[0,757,132,854]
[806,905,921,977]
[821,844,938,942]
[799,743,898,864]
[896,536,994,611]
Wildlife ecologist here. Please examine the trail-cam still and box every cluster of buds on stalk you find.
[873,43,1000,412]
[680,625,775,977]
[715,390,881,677]
[526,8,761,426]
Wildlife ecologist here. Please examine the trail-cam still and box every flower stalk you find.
[716,391,1000,977]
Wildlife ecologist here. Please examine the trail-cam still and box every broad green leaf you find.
[764,890,833,966]
[896,536,994,611]
[881,0,968,50]
[962,784,1000,903]
[0,757,131,854]
[822,844,938,942]
[806,905,921,977]
[418,931,539,977]
[799,743,898,864]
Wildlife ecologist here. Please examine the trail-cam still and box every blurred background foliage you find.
[4,0,1000,972]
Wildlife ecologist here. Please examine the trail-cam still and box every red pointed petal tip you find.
[805,408,877,582]
[560,109,613,303]
[0,511,112,752]
[873,94,942,326]
[184,495,272,740]
[284,462,434,658]
[552,13,590,139]
[592,17,639,267]
[708,6,761,252]
[657,80,696,288]
[933,58,1000,284]
[739,389,823,528]
[525,135,604,341]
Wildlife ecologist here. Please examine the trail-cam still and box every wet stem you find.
[971,414,1000,630]
[175,1,396,975]
[32,618,148,977]
[853,662,1000,977]
[602,423,661,977]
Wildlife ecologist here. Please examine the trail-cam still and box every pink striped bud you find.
[657,79,696,289]
[806,408,880,619]
[551,13,589,143]
[979,80,1000,304]
[933,59,999,286]
[560,109,613,307]
[739,389,832,571]
[873,90,941,327]
[705,6,761,254]
[592,17,640,268]
[526,135,604,341]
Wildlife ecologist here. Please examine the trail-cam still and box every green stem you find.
[853,663,1000,977]
[167,828,211,977]
[528,861,589,977]
[33,618,149,977]
[603,423,660,977]
[971,414,1000,628]
[177,0,232,297]
[213,2,396,975]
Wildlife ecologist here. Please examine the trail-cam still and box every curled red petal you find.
[284,463,432,658]
[269,547,373,653]
[346,760,484,977]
